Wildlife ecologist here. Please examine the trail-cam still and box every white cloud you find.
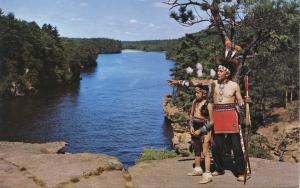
[129,19,137,23]
[148,23,155,27]
[125,31,131,34]
[153,2,169,8]
[71,18,83,22]
[79,2,88,6]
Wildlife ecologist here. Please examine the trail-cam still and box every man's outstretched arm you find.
[167,79,213,87]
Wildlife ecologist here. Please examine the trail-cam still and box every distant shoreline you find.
[122,49,144,53]
[122,49,166,53]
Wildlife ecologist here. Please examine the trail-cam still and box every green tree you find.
[165,0,299,78]
[165,0,299,127]
[0,9,122,97]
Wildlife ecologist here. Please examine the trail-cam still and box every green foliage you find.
[172,87,196,112]
[165,30,222,113]
[122,39,179,53]
[169,31,222,80]
[170,112,189,124]
[242,3,300,127]
[0,10,121,97]
[248,134,272,159]
[166,0,299,126]
[135,149,178,163]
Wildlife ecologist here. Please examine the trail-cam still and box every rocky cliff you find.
[0,142,132,188]
[163,95,191,156]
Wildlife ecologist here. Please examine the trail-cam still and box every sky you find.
[0,0,208,41]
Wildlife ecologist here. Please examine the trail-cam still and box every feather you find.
[185,67,193,74]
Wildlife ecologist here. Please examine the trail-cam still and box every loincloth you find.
[212,103,239,134]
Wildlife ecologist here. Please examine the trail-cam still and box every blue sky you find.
[0,0,207,41]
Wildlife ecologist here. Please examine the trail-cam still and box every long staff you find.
[244,75,251,184]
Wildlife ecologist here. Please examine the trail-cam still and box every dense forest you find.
[164,0,299,130]
[122,39,179,53]
[0,9,121,97]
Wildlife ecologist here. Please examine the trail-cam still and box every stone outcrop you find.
[1,140,299,187]
[0,142,130,188]
[163,95,191,156]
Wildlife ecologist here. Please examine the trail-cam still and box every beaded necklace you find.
[218,80,228,102]
[218,83,224,102]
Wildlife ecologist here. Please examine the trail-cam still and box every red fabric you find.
[213,110,239,133]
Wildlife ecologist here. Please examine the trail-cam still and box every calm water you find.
[0,51,174,167]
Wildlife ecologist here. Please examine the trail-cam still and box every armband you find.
[200,122,211,135]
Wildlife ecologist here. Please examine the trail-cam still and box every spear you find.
[243,74,251,184]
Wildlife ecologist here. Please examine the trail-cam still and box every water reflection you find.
[0,84,80,142]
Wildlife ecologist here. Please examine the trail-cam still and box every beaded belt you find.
[213,103,236,112]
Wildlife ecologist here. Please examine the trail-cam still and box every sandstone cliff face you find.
[0,142,131,188]
[163,95,191,156]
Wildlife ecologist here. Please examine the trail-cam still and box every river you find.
[0,51,174,167]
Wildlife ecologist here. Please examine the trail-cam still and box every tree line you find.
[122,39,179,53]
[0,9,121,97]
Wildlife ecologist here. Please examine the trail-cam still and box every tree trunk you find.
[210,1,228,45]
[285,89,288,109]
[261,98,265,125]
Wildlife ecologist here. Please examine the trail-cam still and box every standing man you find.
[168,59,249,182]
[209,62,249,182]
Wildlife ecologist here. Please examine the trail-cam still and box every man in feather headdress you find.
[168,57,250,182]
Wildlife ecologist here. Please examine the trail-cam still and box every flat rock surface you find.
[0,142,126,188]
[129,157,299,188]
[0,160,40,188]
[64,171,126,188]
[0,141,67,158]
[1,141,299,188]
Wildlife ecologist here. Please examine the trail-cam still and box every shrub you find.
[248,134,272,160]
[135,149,178,163]
[171,112,188,124]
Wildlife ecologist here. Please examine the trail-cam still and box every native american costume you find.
[210,57,247,177]
[212,103,239,134]
[190,86,212,155]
